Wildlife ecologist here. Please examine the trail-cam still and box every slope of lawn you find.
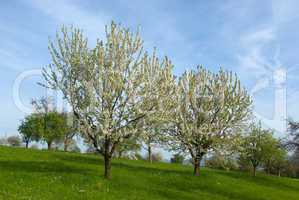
[0,146,298,200]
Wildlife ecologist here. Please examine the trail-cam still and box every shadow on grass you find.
[0,160,94,175]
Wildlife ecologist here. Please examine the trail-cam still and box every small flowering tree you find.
[167,67,251,176]
[42,22,174,179]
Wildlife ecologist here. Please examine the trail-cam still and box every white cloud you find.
[240,29,275,45]
[0,47,36,72]
[237,27,276,77]
[28,0,110,42]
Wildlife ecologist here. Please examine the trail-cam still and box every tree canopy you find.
[240,122,281,176]
[42,22,175,178]
[18,114,42,148]
[166,67,251,176]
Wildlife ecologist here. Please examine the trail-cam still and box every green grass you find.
[0,146,298,200]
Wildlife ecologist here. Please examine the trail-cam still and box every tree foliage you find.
[41,111,69,149]
[114,135,141,159]
[170,153,185,164]
[286,119,299,149]
[31,97,73,150]
[18,114,42,148]
[262,135,287,176]
[240,122,282,177]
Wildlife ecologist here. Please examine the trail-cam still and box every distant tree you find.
[30,144,39,150]
[31,97,54,150]
[167,67,251,176]
[60,113,77,152]
[271,148,288,177]
[42,111,69,150]
[41,22,174,179]
[148,152,163,162]
[262,136,287,176]
[170,153,184,164]
[240,122,274,177]
[63,129,76,152]
[284,160,298,178]
[68,140,81,153]
[139,118,168,163]
[206,149,240,171]
[286,120,299,149]
[209,130,244,171]
[85,144,98,154]
[7,136,21,147]
[238,154,252,171]
[18,114,42,148]
[114,135,141,158]
[31,97,73,150]
[289,148,299,178]
[70,145,81,153]
[0,137,7,146]
[291,148,299,166]
[55,138,80,152]
[134,153,144,161]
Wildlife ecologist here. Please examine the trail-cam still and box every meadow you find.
[0,146,298,200]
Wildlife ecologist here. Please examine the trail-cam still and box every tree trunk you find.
[148,144,152,163]
[104,138,112,179]
[193,157,201,176]
[104,153,111,179]
[25,141,29,149]
[47,142,52,150]
[64,139,68,152]
[253,165,257,177]
[118,151,123,158]
[193,163,200,176]
[266,160,271,174]
[278,168,281,177]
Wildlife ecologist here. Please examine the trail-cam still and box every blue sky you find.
[1,0,299,139]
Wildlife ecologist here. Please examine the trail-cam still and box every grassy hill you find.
[0,146,298,200]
